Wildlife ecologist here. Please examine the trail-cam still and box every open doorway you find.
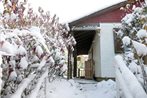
[77,55,94,79]
[68,23,99,79]
[77,55,88,78]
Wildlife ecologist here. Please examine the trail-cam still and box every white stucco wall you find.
[100,23,121,78]
[88,23,121,78]
[92,32,101,77]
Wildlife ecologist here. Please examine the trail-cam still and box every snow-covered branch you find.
[11,73,36,98]
[115,55,147,98]
[27,70,48,98]
[114,1,147,92]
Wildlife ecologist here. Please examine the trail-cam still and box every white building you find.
[68,1,127,81]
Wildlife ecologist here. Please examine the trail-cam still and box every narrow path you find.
[37,78,116,98]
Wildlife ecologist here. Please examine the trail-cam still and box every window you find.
[113,28,123,53]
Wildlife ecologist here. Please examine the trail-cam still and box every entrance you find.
[71,30,96,79]
[68,23,100,79]
[77,55,88,78]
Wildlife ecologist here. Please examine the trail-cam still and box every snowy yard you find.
[37,78,116,98]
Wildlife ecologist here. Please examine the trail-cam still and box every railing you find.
[114,55,147,98]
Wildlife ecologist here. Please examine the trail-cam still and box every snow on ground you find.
[37,78,116,98]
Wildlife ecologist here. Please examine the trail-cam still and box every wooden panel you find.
[113,28,123,53]
[85,59,93,79]
[143,56,147,65]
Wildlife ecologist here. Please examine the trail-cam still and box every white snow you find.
[37,79,117,98]
[132,5,136,10]
[19,57,28,69]
[0,55,2,92]
[35,45,43,57]
[116,30,123,37]
[9,60,16,68]
[28,70,48,98]
[29,26,50,53]
[116,69,134,98]
[137,29,147,39]
[0,41,16,55]
[48,56,55,67]
[15,29,30,36]
[0,33,6,42]
[11,73,36,98]
[128,61,138,74]
[115,55,147,98]
[59,59,65,65]
[122,36,131,46]
[0,2,4,13]
[125,52,134,59]
[31,55,39,63]
[145,67,147,75]
[9,70,17,81]
[0,67,2,92]
[3,13,10,21]
[122,14,134,24]
[17,46,27,56]
[0,51,14,56]
[145,38,147,44]
[133,7,143,14]
[37,56,47,70]
[0,54,2,65]
[60,64,67,73]
[10,13,18,21]
[29,26,44,42]
[132,41,147,56]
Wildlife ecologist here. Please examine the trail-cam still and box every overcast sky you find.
[0,0,125,23]
[29,0,126,23]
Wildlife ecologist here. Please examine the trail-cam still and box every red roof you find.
[69,0,145,26]
[69,1,127,26]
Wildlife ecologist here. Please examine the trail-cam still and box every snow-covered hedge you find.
[0,0,76,97]
[114,1,147,92]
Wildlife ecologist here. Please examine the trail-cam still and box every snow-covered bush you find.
[114,0,147,92]
[0,0,76,97]
[0,54,2,93]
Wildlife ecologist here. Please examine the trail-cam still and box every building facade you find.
[68,0,144,80]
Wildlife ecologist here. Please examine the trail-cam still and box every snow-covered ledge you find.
[114,55,147,98]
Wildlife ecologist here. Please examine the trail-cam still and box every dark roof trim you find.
[71,23,100,31]
[69,1,127,26]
